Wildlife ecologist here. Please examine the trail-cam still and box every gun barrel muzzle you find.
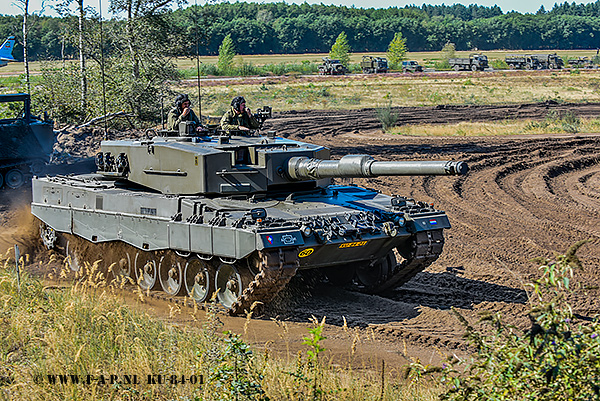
[287,155,468,180]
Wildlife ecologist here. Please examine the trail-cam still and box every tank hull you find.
[32,174,449,313]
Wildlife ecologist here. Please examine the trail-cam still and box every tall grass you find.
[0,248,440,400]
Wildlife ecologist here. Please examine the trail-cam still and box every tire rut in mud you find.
[270,131,600,350]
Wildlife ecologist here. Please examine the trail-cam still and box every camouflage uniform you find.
[167,107,201,131]
[220,107,260,132]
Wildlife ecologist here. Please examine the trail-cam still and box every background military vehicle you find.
[567,57,594,69]
[534,53,564,69]
[505,54,535,69]
[401,60,423,73]
[33,116,467,314]
[449,54,488,71]
[318,57,347,75]
[0,93,54,189]
[505,53,564,70]
[360,56,388,73]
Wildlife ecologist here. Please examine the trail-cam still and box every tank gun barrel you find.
[287,155,468,180]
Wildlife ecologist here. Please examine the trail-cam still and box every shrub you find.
[376,101,398,131]
[437,241,600,401]
[489,59,509,70]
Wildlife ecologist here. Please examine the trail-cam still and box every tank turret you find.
[32,124,468,315]
[94,133,466,195]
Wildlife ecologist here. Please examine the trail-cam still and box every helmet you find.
[231,96,246,112]
[175,94,191,110]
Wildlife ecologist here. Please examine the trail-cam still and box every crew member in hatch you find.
[167,94,204,133]
[220,96,260,132]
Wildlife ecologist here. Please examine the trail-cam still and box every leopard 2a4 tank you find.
[32,122,467,314]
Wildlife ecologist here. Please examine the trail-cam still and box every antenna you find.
[195,0,202,123]
[99,0,108,140]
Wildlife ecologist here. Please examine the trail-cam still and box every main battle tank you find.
[1,93,54,188]
[32,116,467,314]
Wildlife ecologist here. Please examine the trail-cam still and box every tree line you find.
[2,1,600,63]
[3,0,600,127]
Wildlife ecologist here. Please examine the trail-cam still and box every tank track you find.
[374,229,444,294]
[229,248,299,315]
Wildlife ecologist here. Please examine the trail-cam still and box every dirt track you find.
[2,102,600,369]
[266,101,600,138]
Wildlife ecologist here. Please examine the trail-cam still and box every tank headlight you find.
[397,217,405,227]
[301,225,313,237]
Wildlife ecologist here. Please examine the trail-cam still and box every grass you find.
[0,247,441,401]
[385,114,600,137]
[173,69,600,118]
[3,49,599,75]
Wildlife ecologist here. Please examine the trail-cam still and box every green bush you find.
[434,60,451,71]
[437,241,599,401]
[489,59,509,70]
[376,101,398,131]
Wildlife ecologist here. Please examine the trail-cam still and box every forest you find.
[2,0,600,61]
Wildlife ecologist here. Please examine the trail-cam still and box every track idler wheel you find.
[158,253,184,296]
[184,256,212,303]
[215,262,251,309]
[40,223,57,250]
[354,250,397,293]
[135,252,159,291]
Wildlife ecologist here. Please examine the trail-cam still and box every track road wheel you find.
[135,252,158,291]
[0,172,3,188]
[184,256,212,302]
[354,250,396,293]
[215,262,251,309]
[159,253,184,296]
[5,169,25,189]
[111,252,132,281]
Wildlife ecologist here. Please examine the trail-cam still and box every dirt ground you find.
[2,101,600,373]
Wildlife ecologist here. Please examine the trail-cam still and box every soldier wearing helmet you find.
[167,94,204,132]
[220,96,260,133]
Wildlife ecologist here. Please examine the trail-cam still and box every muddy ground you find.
[2,101,600,372]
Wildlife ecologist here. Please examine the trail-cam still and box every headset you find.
[175,94,191,111]
[231,96,246,113]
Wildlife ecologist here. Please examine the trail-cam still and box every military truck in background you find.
[360,56,388,73]
[535,53,564,69]
[505,53,564,70]
[567,57,594,69]
[0,93,54,189]
[401,60,423,72]
[505,54,536,69]
[318,57,347,75]
[448,54,488,71]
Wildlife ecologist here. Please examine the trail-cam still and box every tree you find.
[55,0,88,111]
[13,0,44,94]
[387,32,407,68]
[110,0,183,80]
[441,41,456,60]
[329,31,350,66]
[109,0,184,120]
[217,34,236,73]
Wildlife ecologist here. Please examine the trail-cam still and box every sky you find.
[0,0,595,18]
